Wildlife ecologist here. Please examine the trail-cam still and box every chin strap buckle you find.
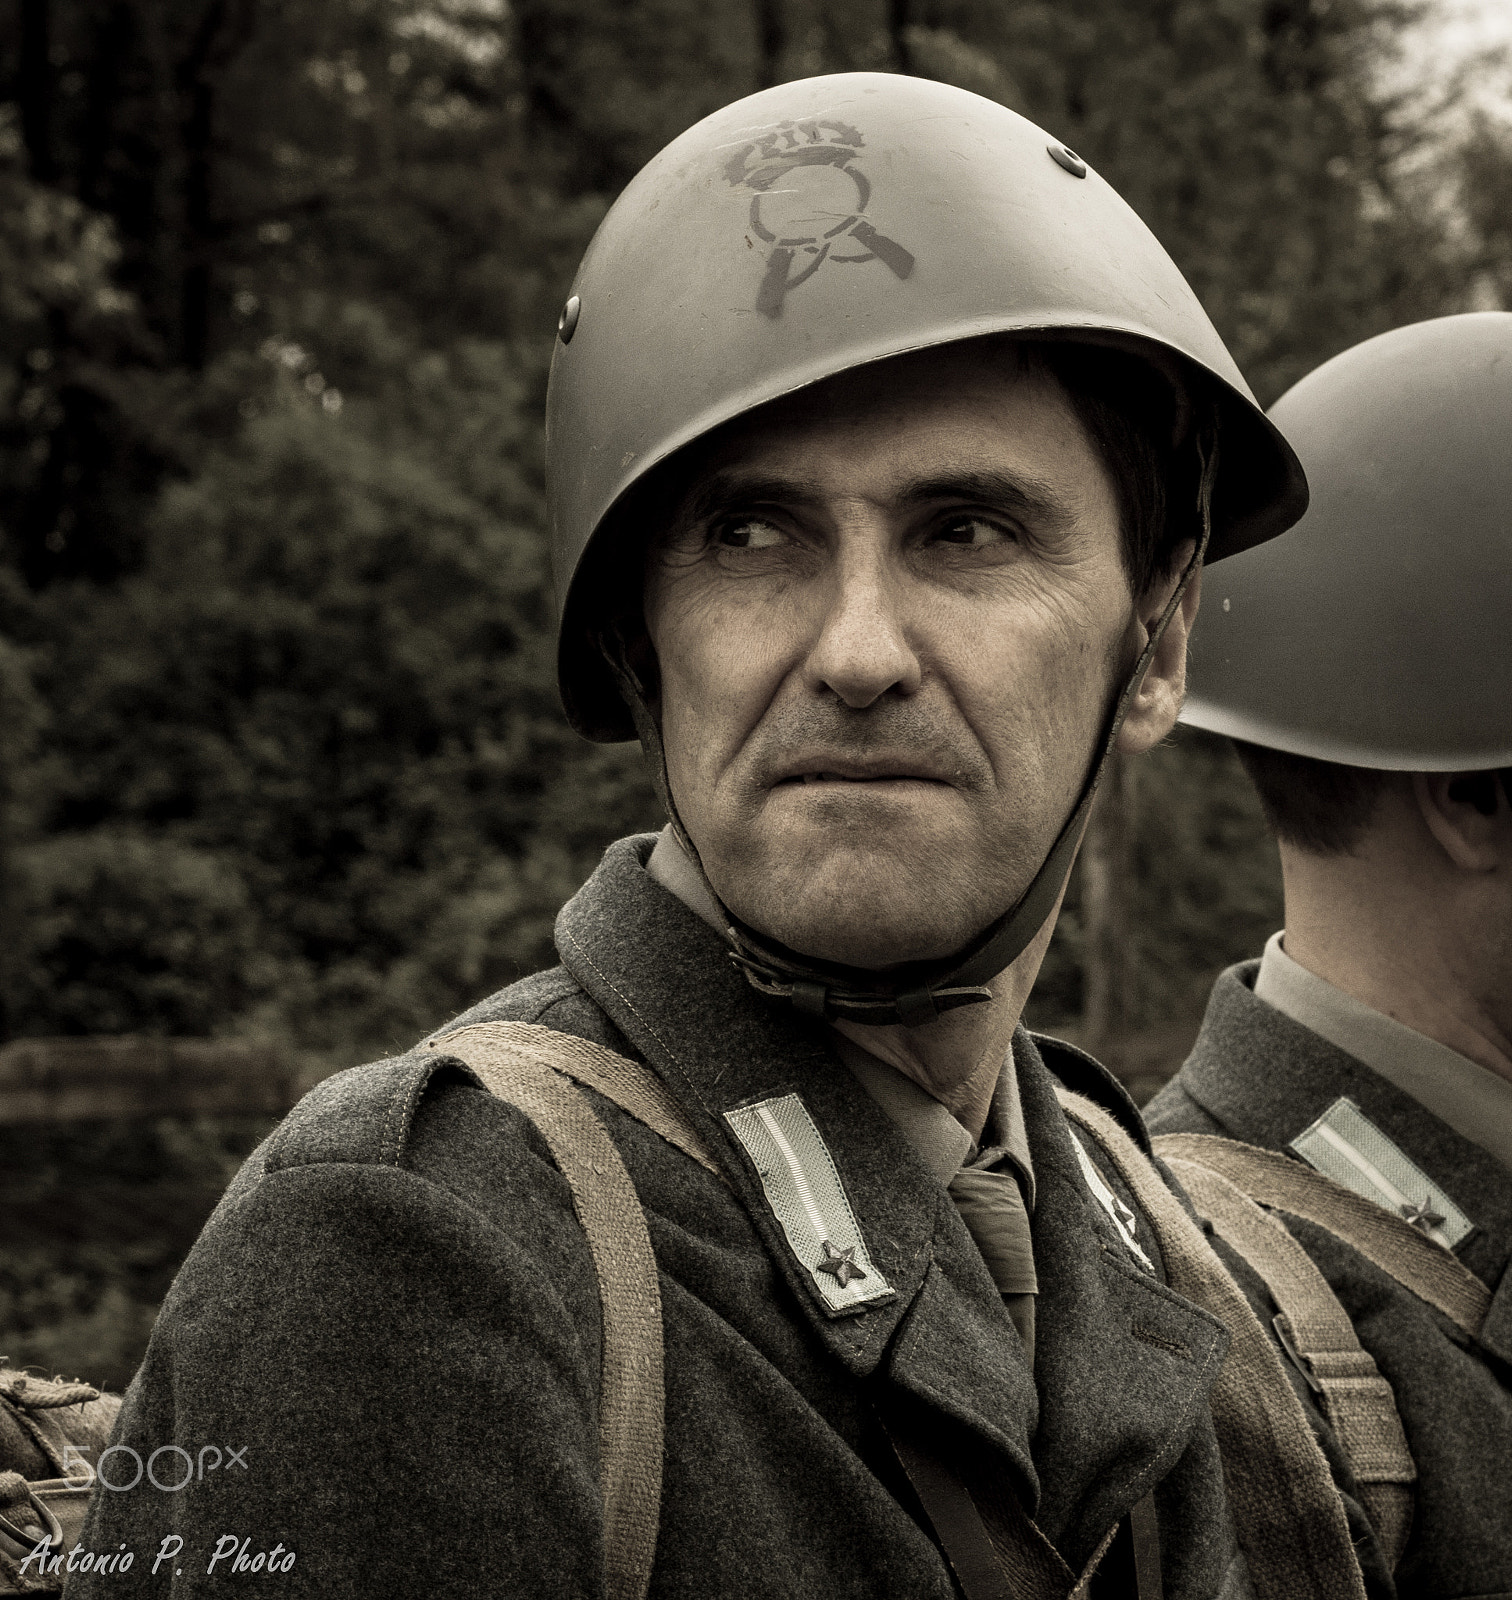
[726,950,993,1027]
[894,988,940,1029]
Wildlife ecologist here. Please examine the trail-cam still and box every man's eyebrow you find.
[679,470,825,522]
[675,466,1075,527]
[894,469,1071,526]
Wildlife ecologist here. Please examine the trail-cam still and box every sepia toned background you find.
[1,0,1509,1391]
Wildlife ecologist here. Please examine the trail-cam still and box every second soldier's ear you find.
[1414,771,1512,873]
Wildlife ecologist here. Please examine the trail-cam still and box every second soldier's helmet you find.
[546,71,1307,740]
[1182,312,1512,771]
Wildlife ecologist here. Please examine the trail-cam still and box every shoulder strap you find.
[1161,1151,1415,1570]
[467,1020,726,1181]
[1057,1089,1367,1600]
[427,1021,675,1600]
[1153,1133,1490,1338]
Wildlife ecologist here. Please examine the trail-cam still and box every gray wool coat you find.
[71,841,1387,1598]
[1147,962,1512,1600]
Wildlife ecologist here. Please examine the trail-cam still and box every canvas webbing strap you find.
[1128,1491,1163,1599]
[1153,1134,1490,1339]
[456,1019,727,1183]
[1163,1154,1415,1571]
[1056,1090,1367,1600]
[427,1023,667,1600]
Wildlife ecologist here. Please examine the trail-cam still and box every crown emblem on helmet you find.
[722,118,914,318]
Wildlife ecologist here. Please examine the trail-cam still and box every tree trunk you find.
[754,0,785,88]
[19,0,57,183]
[889,0,913,74]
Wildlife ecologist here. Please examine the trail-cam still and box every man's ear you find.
[1117,544,1201,756]
[1414,771,1512,872]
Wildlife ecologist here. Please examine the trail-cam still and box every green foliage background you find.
[0,0,1508,1386]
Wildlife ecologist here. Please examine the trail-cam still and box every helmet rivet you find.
[1047,143,1087,179]
[558,295,582,344]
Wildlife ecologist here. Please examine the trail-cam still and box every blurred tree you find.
[17,322,660,1059]
[0,0,667,1057]
[1458,110,1512,310]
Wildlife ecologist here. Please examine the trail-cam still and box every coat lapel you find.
[1012,1035,1229,1568]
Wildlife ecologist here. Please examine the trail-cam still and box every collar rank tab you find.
[1070,1131,1155,1271]
[725,1093,893,1313]
[1290,1096,1473,1250]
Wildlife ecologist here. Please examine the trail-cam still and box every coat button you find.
[558,295,582,344]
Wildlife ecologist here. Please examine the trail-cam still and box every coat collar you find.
[556,835,1228,1565]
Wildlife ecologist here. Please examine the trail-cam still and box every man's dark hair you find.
[1231,741,1388,855]
[1234,742,1512,855]
[1019,340,1196,595]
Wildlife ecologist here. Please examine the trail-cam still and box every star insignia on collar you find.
[1399,1197,1446,1234]
[816,1240,867,1288]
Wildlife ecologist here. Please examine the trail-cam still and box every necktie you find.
[948,1165,1038,1368]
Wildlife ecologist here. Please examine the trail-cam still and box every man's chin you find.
[703,815,1033,969]
[729,875,991,971]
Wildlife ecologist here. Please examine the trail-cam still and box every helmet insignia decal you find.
[722,118,915,317]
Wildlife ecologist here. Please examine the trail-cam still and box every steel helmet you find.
[1182,312,1512,770]
[547,70,1307,741]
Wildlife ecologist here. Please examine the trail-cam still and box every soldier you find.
[75,75,1388,1598]
[1147,312,1512,1597]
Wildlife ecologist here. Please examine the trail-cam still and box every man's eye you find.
[936,516,1016,548]
[713,517,786,550]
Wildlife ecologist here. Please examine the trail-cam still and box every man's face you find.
[643,343,1151,970]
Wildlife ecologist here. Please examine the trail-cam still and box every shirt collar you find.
[833,1033,1035,1207]
[831,1032,972,1185]
[1257,930,1512,1172]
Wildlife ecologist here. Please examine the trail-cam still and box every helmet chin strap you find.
[607,433,1216,1030]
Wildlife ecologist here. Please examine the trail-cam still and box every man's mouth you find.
[771,757,953,787]
[790,772,937,784]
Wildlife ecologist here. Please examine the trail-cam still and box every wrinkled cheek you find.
[656,603,795,828]
[966,632,1114,832]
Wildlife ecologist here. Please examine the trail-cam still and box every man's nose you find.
[801,536,923,708]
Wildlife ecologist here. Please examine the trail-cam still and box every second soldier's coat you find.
[1148,961,1512,1600]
